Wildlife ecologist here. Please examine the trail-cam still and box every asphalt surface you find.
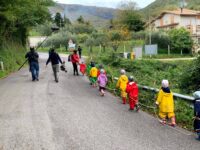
[0,53,199,150]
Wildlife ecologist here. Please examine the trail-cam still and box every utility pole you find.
[149,10,152,45]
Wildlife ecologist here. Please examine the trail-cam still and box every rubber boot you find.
[135,104,140,112]
[122,97,126,104]
[170,116,176,127]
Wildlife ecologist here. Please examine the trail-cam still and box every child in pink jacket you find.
[97,69,108,96]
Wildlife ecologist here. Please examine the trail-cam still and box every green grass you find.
[0,43,26,78]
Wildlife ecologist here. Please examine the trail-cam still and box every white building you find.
[150,8,200,46]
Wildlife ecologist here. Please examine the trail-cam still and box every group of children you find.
[78,61,200,141]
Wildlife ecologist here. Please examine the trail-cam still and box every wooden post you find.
[168,45,170,55]
[0,61,4,71]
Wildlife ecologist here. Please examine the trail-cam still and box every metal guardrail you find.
[113,77,194,102]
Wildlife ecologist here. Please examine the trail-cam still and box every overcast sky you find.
[54,0,156,9]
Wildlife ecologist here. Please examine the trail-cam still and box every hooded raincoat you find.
[156,88,175,118]
[116,75,128,97]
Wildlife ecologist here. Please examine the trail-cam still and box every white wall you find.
[180,16,200,34]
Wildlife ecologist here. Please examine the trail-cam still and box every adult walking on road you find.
[25,47,39,81]
[71,50,80,76]
[78,46,82,59]
[46,48,63,82]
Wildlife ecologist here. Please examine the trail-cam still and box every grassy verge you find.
[0,43,26,78]
[89,53,194,130]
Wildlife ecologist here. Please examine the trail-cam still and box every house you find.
[149,8,200,46]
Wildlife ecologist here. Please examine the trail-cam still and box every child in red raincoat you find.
[80,62,86,75]
[126,76,140,111]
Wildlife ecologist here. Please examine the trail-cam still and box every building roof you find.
[162,8,200,16]
[150,8,200,24]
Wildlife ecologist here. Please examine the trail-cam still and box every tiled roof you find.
[165,8,200,15]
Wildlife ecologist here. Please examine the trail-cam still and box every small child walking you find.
[97,69,108,96]
[116,69,128,104]
[156,80,176,126]
[89,63,98,87]
[126,76,139,111]
[193,91,200,141]
[80,62,86,75]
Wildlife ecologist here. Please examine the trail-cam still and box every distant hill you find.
[49,3,117,28]
[142,0,200,20]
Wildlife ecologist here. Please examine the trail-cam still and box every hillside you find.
[142,0,200,20]
[49,3,117,28]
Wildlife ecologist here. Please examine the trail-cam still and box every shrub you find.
[43,31,77,48]
[35,22,53,36]
[145,31,170,50]
[169,28,193,54]
[180,56,200,93]
[73,23,95,34]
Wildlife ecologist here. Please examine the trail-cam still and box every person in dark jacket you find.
[46,48,62,82]
[71,50,80,76]
[193,91,200,141]
[25,47,39,81]
[78,46,82,58]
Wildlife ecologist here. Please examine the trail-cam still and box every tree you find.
[180,56,200,93]
[0,0,53,46]
[169,28,193,54]
[109,30,123,51]
[145,31,170,49]
[54,12,64,27]
[77,16,85,24]
[91,32,109,52]
[117,1,145,32]
[73,23,94,34]
[85,37,95,53]
[63,15,71,25]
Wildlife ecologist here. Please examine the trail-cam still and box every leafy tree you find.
[63,15,71,25]
[91,32,109,52]
[54,12,64,27]
[180,56,200,93]
[77,34,89,43]
[109,30,123,51]
[35,22,53,36]
[0,0,53,46]
[73,23,94,34]
[77,16,85,24]
[117,1,145,32]
[145,31,170,49]
[85,37,95,53]
[168,28,193,54]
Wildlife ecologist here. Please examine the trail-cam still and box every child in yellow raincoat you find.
[116,69,128,104]
[89,63,98,87]
[156,80,176,126]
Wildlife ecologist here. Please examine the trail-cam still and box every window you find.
[196,25,200,32]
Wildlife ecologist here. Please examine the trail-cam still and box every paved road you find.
[0,54,199,150]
